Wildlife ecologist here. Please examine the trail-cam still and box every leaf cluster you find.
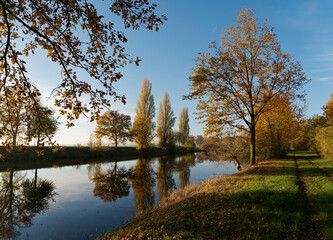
[0,0,166,127]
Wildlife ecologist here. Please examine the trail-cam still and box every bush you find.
[315,126,333,160]
[88,133,103,150]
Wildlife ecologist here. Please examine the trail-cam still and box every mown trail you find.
[293,152,333,240]
[293,154,319,240]
[98,152,333,240]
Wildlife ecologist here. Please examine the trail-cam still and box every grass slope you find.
[99,152,333,240]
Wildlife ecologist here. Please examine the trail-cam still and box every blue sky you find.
[26,0,333,145]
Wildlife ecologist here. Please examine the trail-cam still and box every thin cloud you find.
[316,77,333,81]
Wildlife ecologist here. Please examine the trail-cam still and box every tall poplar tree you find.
[185,9,308,165]
[132,79,155,149]
[157,92,176,148]
[178,107,190,145]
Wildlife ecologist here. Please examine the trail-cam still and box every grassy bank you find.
[99,152,333,240]
[0,146,200,172]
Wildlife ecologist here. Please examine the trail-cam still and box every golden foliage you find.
[132,79,156,149]
[185,8,308,164]
[178,107,190,145]
[323,92,333,125]
[131,114,155,150]
[256,96,301,158]
[94,110,131,147]
[0,0,166,127]
[157,92,175,148]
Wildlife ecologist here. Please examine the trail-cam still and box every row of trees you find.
[92,79,193,150]
[293,92,333,160]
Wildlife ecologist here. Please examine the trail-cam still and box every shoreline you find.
[0,146,201,172]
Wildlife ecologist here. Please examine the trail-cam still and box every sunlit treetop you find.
[185,8,309,165]
[0,0,166,127]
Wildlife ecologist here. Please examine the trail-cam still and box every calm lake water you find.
[0,154,238,240]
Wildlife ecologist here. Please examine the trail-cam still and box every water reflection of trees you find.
[156,156,176,202]
[129,158,156,212]
[88,154,196,213]
[177,154,195,189]
[0,169,56,239]
[91,162,133,202]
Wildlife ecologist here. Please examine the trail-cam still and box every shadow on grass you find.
[238,157,331,178]
[111,189,314,240]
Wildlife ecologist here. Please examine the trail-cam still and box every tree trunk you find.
[277,131,281,157]
[37,131,40,147]
[13,127,18,147]
[13,134,17,147]
[34,168,38,190]
[233,156,242,171]
[250,128,256,165]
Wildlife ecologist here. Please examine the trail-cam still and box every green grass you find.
[296,156,333,239]
[98,152,333,240]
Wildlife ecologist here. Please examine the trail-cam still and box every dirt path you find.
[294,155,320,240]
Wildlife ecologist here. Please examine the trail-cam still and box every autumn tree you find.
[323,92,333,125]
[256,95,301,158]
[0,86,35,147]
[185,9,308,165]
[132,79,155,149]
[178,107,190,146]
[26,106,59,147]
[0,0,166,130]
[131,114,155,150]
[88,132,103,150]
[315,92,333,160]
[94,110,131,147]
[157,92,176,148]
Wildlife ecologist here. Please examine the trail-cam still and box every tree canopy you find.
[26,106,59,147]
[178,107,190,146]
[0,0,166,128]
[95,110,131,147]
[132,79,155,149]
[157,92,176,148]
[185,8,308,164]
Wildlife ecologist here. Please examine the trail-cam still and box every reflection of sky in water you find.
[2,157,237,240]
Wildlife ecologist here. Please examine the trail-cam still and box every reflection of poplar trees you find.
[129,158,155,212]
[0,169,55,239]
[87,163,102,181]
[92,162,133,202]
[156,156,176,202]
[177,154,195,189]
